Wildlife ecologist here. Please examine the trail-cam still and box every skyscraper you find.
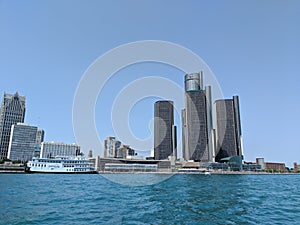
[214,96,243,162]
[182,72,213,162]
[154,100,176,160]
[7,123,38,162]
[0,92,26,159]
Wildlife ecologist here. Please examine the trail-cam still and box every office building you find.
[40,142,80,158]
[0,92,26,159]
[104,136,121,158]
[154,100,176,160]
[214,96,243,162]
[182,72,213,162]
[7,123,37,162]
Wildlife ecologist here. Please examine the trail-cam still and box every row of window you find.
[31,163,90,168]
[63,165,89,168]
[30,164,47,167]
[36,160,86,164]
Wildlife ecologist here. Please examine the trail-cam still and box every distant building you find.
[0,92,26,159]
[40,142,80,158]
[265,162,286,172]
[117,144,135,159]
[256,158,265,170]
[104,137,121,158]
[154,100,176,160]
[88,149,93,158]
[294,162,299,172]
[7,123,38,162]
[214,96,243,162]
[35,129,45,157]
[243,162,262,171]
[182,72,213,162]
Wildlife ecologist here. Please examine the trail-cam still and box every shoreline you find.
[98,171,299,175]
[1,166,299,175]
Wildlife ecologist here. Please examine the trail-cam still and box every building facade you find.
[0,92,26,159]
[40,142,80,158]
[154,100,175,160]
[214,96,243,162]
[265,162,286,172]
[182,72,213,162]
[104,137,121,158]
[7,123,38,162]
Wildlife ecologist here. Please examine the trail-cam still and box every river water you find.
[0,174,299,224]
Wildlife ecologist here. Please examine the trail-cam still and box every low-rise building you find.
[265,162,286,172]
[97,157,171,173]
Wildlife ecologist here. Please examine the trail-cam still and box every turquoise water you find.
[0,174,299,224]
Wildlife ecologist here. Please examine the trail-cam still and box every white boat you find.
[205,171,211,175]
[25,156,96,174]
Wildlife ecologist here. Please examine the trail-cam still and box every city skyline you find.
[1,1,299,166]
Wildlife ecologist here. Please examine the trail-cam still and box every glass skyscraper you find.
[0,92,26,159]
[214,96,243,162]
[182,72,213,162]
[154,100,175,160]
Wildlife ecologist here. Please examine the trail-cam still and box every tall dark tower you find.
[182,72,213,162]
[0,92,26,159]
[214,96,243,162]
[154,100,175,160]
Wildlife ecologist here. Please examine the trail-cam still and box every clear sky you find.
[0,0,299,166]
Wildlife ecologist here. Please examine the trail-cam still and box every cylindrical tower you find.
[184,72,203,91]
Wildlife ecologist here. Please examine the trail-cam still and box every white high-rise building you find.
[40,142,80,158]
[7,123,37,162]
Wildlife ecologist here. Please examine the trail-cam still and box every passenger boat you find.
[25,156,96,174]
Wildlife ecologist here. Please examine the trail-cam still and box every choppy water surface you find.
[0,174,299,224]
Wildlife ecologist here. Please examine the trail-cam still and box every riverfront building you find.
[264,162,286,172]
[95,157,171,173]
[214,96,243,162]
[40,142,80,158]
[181,72,213,162]
[154,100,176,160]
[7,123,38,162]
[0,92,26,159]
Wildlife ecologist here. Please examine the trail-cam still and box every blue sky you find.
[0,0,299,166]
